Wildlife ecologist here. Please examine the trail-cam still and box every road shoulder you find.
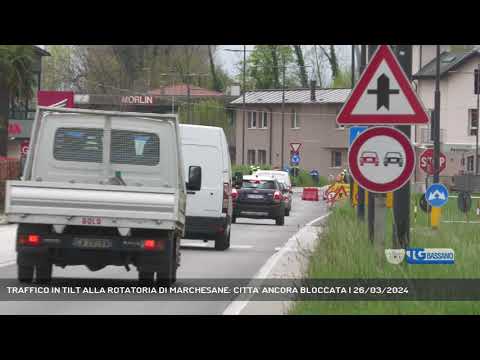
[223,211,330,315]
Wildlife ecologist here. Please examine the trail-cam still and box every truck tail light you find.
[273,191,282,202]
[143,239,156,250]
[143,239,165,251]
[223,182,231,213]
[19,234,41,246]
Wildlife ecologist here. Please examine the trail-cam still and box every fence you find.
[0,158,21,211]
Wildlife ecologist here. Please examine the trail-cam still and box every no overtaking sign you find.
[348,126,415,193]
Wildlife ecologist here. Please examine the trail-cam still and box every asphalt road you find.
[0,192,327,314]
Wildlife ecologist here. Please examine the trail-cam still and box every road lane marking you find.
[222,213,330,315]
[0,260,16,269]
[181,242,253,250]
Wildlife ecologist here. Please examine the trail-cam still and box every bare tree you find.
[293,45,309,87]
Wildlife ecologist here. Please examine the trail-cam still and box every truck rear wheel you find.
[138,271,155,285]
[36,264,53,284]
[18,265,34,283]
[215,230,230,251]
[157,236,178,287]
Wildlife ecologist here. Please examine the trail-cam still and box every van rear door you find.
[183,144,223,217]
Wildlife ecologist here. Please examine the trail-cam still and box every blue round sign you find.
[291,153,300,165]
[425,183,449,208]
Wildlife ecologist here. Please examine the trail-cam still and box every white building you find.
[411,45,480,189]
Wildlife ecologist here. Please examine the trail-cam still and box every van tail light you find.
[19,234,41,246]
[223,182,231,213]
[273,191,282,202]
[231,187,238,201]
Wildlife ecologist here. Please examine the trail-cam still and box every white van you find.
[180,124,232,250]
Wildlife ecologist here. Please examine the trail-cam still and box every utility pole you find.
[431,45,442,230]
[242,45,246,165]
[433,46,441,184]
[187,77,191,124]
[357,45,367,221]
[349,44,355,204]
[351,45,355,88]
[281,54,286,169]
[390,45,413,247]
[476,63,480,175]
[367,45,378,243]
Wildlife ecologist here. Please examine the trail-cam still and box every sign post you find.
[337,45,429,250]
[348,126,416,249]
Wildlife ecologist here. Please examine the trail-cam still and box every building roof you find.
[33,45,50,57]
[149,83,224,97]
[413,48,480,79]
[230,88,351,105]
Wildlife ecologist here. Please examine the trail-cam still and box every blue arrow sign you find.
[291,153,300,165]
[425,183,449,208]
[349,126,368,146]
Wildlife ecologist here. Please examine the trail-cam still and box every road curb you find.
[222,211,330,315]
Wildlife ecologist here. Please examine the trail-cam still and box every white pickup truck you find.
[4,106,188,285]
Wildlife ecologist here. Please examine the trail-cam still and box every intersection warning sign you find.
[337,45,430,125]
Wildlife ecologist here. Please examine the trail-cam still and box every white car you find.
[180,124,232,251]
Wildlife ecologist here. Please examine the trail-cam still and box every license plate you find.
[73,238,112,249]
[248,194,264,199]
[81,217,102,225]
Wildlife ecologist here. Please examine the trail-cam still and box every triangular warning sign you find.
[290,143,302,153]
[337,45,430,125]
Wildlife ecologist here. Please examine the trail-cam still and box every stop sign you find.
[419,149,446,175]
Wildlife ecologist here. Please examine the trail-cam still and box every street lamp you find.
[224,46,255,165]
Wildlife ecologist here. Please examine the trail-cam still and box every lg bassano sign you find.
[337,45,430,125]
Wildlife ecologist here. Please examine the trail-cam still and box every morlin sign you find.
[121,95,153,105]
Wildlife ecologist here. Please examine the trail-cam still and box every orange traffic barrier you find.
[302,187,319,201]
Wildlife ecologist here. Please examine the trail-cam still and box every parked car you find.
[383,152,403,167]
[359,151,379,166]
[180,124,232,251]
[232,175,285,225]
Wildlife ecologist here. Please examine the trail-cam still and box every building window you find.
[331,150,342,168]
[469,109,478,136]
[259,112,268,129]
[467,155,475,172]
[247,150,256,165]
[258,150,267,164]
[291,110,300,129]
[248,111,257,129]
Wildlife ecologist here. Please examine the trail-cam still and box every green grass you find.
[288,198,480,315]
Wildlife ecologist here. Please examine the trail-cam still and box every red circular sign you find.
[419,148,446,175]
[348,127,415,193]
